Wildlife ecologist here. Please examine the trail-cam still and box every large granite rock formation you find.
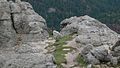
[60,15,120,66]
[60,15,119,46]
[10,0,49,42]
[0,0,55,68]
[0,0,49,47]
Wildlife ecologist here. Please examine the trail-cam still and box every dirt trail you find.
[62,39,81,68]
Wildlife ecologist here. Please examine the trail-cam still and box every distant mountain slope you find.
[23,0,120,33]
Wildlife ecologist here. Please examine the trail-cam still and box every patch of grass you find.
[55,35,73,44]
[76,54,87,67]
[54,46,75,63]
[53,35,74,67]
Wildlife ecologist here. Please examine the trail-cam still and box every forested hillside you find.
[22,0,120,32]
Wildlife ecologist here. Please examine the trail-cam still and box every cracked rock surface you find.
[60,15,120,67]
[0,0,56,68]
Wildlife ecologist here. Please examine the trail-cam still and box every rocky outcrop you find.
[0,0,49,47]
[0,40,56,68]
[0,0,120,67]
[60,15,119,46]
[9,0,49,42]
[60,16,79,35]
[81,44,116,65]
[0,0,55,68]
[60,15,120,66]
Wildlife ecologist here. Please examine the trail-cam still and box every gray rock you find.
[0,0,7,2]
[0,0,49,48]
[10,1,49,41]
[112,47,120,57]
[75,34,102,46]
[15,0,21,3]
[0,12,11,20]
[60,17,79,35]
[19,2,33,10]
[9,1,21,13]
[0,45,55,68]
[12,12,46,34]
[0,0,55,68]
[0,56,6,67]
[0,2,11,20]
[110,57,118,65]
[15,44,41,54]
[91,45,112,62]
[1,53,55,68]
[0,1,16,48]
[82,45,115,65]
[60,15,119,46]
[0,21,16,48]
[60,14,119,66]
[111,40,120,56]
[53,30,62,39]
[85,53,100,64]
[81,44,94,55]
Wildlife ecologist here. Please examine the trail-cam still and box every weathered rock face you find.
[0,42,56,68]
[60,15,119,46]
[60,15,120,66]
[0,32,56,67]
[0,0,16,47]
[0,0,56,68]
[0,0,49,47]
[9,0,49,42]
[60,16,79,35]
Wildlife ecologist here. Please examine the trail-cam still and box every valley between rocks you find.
[0,0,120,68]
